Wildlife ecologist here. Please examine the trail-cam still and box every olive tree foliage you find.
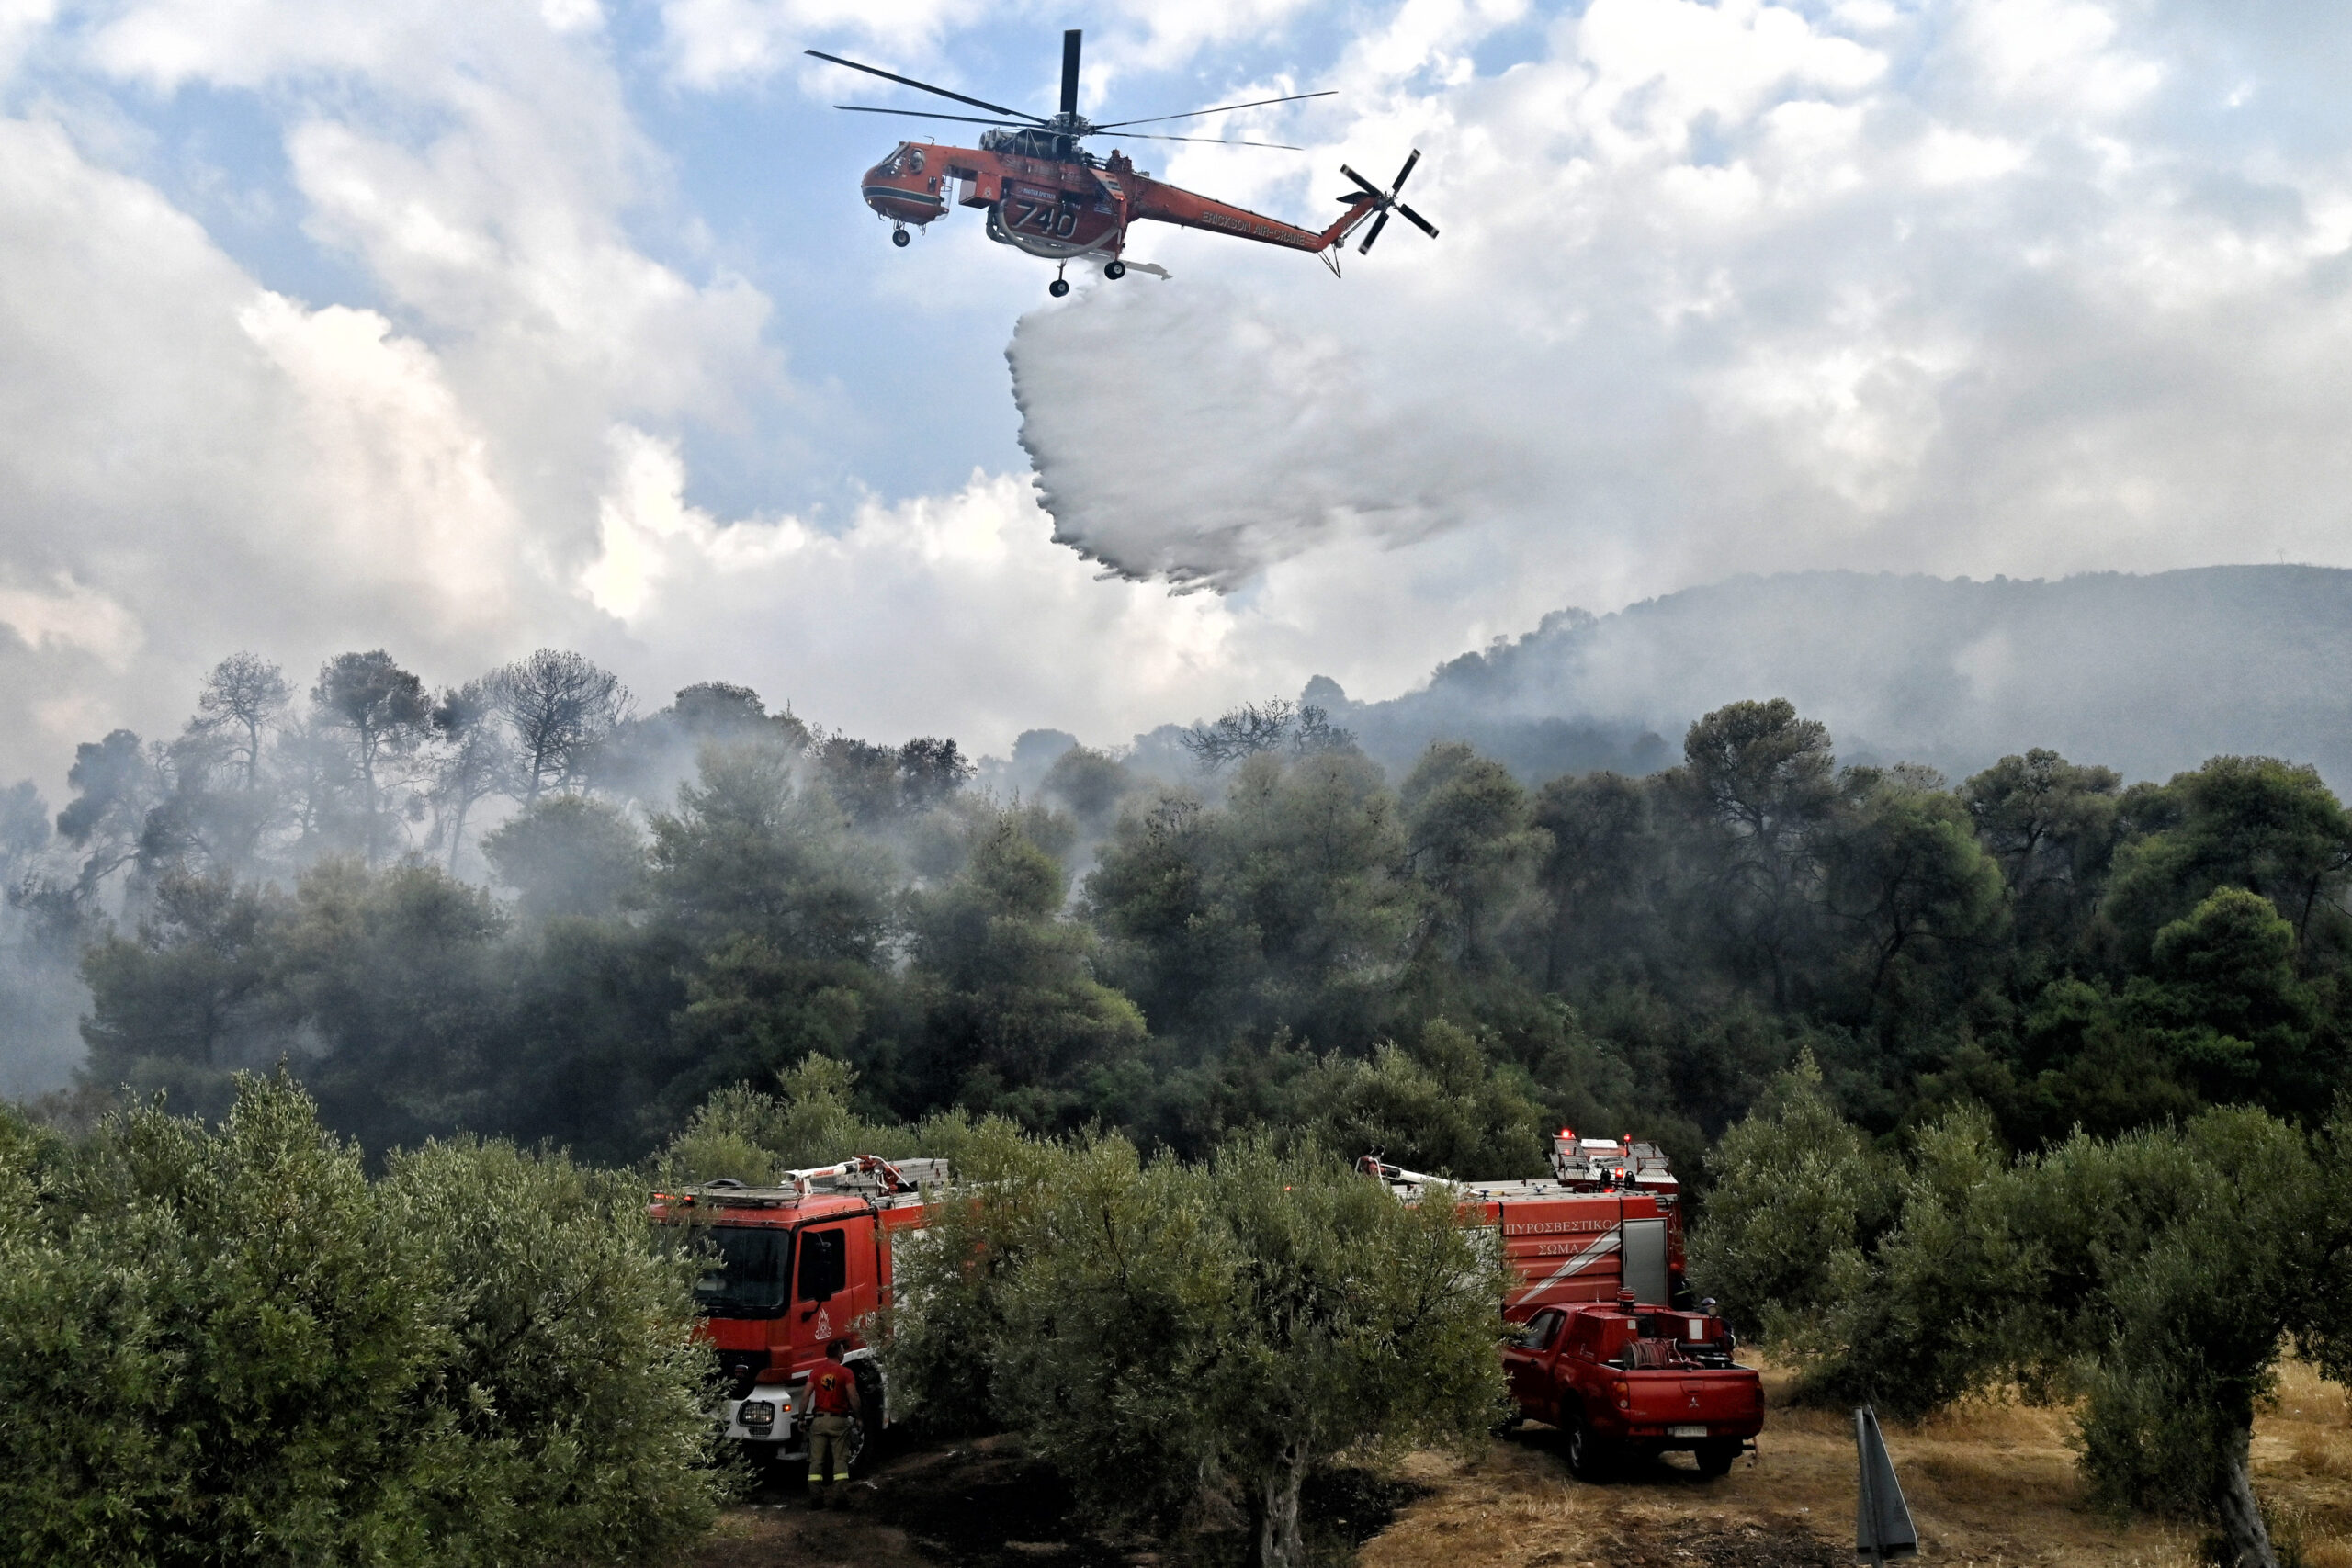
[886,1129,1507,1568]
[1297,1017,1550,1180]
[0,1076,724,1568]
[1687,1051,1898,1342]
[1693,1058,2352,1568]
[653,1053,969,1187]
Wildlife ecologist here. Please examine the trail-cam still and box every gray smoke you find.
[1302,566,2352,789]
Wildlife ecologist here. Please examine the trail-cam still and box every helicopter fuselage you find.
[860,137,1376,264]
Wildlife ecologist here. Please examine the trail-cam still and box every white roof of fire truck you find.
[1358,1131,1678,1205]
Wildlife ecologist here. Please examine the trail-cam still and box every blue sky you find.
[0,0,2348,789]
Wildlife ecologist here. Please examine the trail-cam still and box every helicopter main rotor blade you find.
[834,105,1033,128]
[1397,202,1439,238]
[1092,89,1336,130]
[1117,131,1302,150]
[1339,164,1384,197]
[804,49,1047,124]
[1060,29,1082,118]
[1390,148,1422,192]
[1358,209,1392,254]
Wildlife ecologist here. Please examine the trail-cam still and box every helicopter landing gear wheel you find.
[1104,260,1126,279]
[891,226,910,248]
[1048,276,1070,298]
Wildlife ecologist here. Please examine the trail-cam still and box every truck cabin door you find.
[792,1224,852,1359]
[1505,1309,1564,1412]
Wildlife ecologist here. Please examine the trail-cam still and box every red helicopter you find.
[807,29,1437,296]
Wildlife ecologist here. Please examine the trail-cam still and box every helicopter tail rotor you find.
[1335,150,1437,254]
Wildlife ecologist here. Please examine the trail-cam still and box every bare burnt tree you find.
[311,650,432,863]
[1289,704,1356,755]
[430,679,512,874]
[1177,699,1296,772]
[194,652,290,792]
[494,649,631,803]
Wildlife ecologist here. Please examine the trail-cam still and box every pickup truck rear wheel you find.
[1694,1439,1740,1478]
[1564,1411,1612,1482]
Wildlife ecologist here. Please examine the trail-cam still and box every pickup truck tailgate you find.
[1626,1369,1762,1432]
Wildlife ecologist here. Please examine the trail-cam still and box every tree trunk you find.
[1256,1443,1311,1568]
[447,794,473,875]
[2213,1426,2278,1568]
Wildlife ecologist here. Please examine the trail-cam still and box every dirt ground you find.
[684,1360,2352,1568]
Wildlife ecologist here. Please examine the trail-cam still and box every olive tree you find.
[0,1077,725,1568]
[1695,1065,2352,1568]
[888,1130,1507,1568]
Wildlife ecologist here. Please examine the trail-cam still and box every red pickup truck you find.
[1502,1291,1763,1479]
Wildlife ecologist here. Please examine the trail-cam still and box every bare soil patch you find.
[682,1359,2352,1568]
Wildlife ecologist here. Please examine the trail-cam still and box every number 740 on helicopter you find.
[807,28,1437,297]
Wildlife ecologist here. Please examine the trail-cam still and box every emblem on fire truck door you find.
[815,1307,832,1340]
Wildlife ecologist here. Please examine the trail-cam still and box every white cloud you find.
[0,114,590,784]
[582,431,1248,750]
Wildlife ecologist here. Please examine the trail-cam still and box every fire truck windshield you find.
[691,1225,790,1317]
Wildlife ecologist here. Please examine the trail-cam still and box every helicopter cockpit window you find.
[878,142,913,176]
[905,149,925,174]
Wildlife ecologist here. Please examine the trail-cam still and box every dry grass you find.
[1357,1357,2352,1568]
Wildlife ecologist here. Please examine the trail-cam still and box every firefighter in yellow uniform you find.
[805,1344,862,1508]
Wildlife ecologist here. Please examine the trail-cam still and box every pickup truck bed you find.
[1502,1298,1764,1479]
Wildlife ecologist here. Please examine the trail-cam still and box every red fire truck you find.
[1358,1130,1690,1314]
[650,1156,946,1470]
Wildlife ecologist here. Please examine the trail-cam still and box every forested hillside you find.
[10,643,2351,1177]
[1303,565,2352,789]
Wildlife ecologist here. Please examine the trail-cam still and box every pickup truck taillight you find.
[1611,1379,1630,1411]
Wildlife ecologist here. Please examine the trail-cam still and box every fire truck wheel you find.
[1694,1440,1740,1479]
[1563,1412,1613,1483]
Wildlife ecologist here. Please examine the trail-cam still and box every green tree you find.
[311,650,432,863]
[907,811,1146,1121]
[1695,1081,2352,1568]
[0,1076,725,1568]
[1040,744,1133,832]
[1401,742,1545,968]
[1960,749,2121,954]
[1295,1018,1547,1179]
[1530,771,1655,988]
[1824,769,2007,1001]
[2105,755,2352,955]
[1688,1052,1897,1338]
[891,1130,1506,1568]
[481,794,646,922]
[645,743,895,960]
[79,870,288,1117]
[1673,700,1840,1004]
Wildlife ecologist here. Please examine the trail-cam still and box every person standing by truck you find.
[806,1343,862,1508]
